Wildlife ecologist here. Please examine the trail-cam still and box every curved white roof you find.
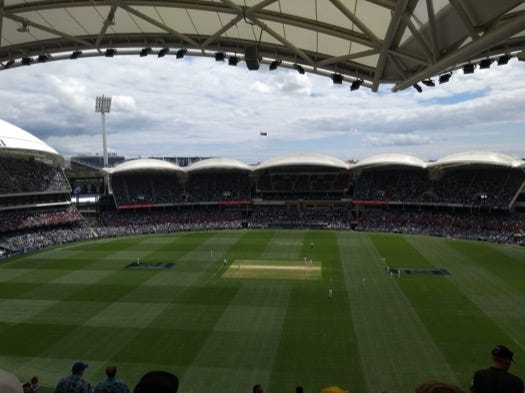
[186,157,252,172]
[1,1,523,92]
[428,151,524,169]
[0,118,59,157]
[256,153,349,171]
[108,158,184,174]
[352,153,427,169]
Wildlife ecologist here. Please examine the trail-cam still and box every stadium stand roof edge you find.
[350,153,427,169]
[106,157,184,174]
[427,150,524,169]
[186,157,253,172]
[255,152,350,171]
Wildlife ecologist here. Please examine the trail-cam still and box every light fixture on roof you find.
[70,50,82,59]
[37,54,49,63]
[228,56,240,66]
[331,73,343,84]
[17,22,29,33]
[105,48,117,57]
[294,63,305,74]
[463,63,475,74]
[350,79,363,91]
[439,72,452,84]
[21,57,33,66]
[215,52,225,61]
[517,50,525,61]
[176,48,187,59]
[413,83,422,93]
[479,58,492,69]
[140,47,152,57]
[4,59,15,69]
[421,79,435,87]
[158,47,170,58]
[269,59,281,71]
[497,54,511,65]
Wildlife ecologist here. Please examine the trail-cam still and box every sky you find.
[0,54,524,165]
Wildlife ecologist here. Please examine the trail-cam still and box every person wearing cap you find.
[93,365,130,393]
[55,361,92,393]
[469,345,524,393]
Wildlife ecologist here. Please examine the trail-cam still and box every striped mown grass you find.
[0,230,523,393]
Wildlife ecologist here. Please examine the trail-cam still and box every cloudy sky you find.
[0,54,524,164]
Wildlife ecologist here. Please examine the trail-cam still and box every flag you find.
[260,132,267,136]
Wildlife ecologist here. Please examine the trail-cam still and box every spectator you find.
[253,384,264,393]
[55,361,91,393]
[94,365,130,393]
[469,345,524,393]
[415,380,464,393]
[30,376,40,393]
[133,371,178,393]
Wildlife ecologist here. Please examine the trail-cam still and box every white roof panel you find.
[352,153,427,169]
[0,119,59,157]
[109,158,184,174]
[428,151,524,168]
[256,152,349,171]
[187,157,253,172]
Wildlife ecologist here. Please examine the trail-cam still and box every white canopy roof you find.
[256,152,349,171]
[107,157,184,174]
[1,0,524,92]
[427,151,524,168]
[186,157,252,172]
[0,118,59,157]
[351,152,427,169]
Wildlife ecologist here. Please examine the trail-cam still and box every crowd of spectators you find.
[249,206,350,229]
[0,206,83,233]
[110,173,185,206]
[0,156,70,194]
[353,168,524,209]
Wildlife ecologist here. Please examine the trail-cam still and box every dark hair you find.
[296,386,304,393]
[253,384,263,393]
[106,365,117,378]
[133,371,179,393]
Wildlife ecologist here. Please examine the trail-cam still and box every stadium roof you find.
[1,0,524,92]
[427,151,525,169]
[256,152,349,170]
[107,157,184,174]
[351,152,426,169]
[0,118,60,158]
[187,157,252,172]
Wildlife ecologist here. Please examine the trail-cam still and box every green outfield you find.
[0,230,524,393]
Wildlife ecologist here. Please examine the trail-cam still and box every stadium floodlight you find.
[215,52,225,61]
[158,47,170,57]
[439,72,452,84]
[269,59,281,71]
[228,56,240,66]
[95,96,112,171]
[421,79,435,87]
[497,54,511,65]
[176,48,187,59]
[21,57,33,66]
[350,79,363,91]
[37,54,48,63]
[70,50,82,59]
[517,50,525,61]
[479,58,492,69]
[105,48,117,57]
[331,73,343,84]
[412,83,422,93]
[463,63,475,74]
[140,47,152,57]
[4,59,15,69]
[294,64,305,74]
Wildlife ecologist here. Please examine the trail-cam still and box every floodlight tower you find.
[95,95,112,168]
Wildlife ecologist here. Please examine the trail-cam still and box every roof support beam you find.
[120,4,201,49]
[329,0,382,47]
[94,0,122,50]
[426,0,440,62]
[316,49,378,67]
[449,0,479,41]
[401,12,433,63]
[392,10,525,91]
[371,0,410,91]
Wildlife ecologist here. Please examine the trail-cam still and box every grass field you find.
[0,229,524,393]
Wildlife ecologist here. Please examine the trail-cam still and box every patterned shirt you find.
[55,374,92,393]
[93,377,131,393]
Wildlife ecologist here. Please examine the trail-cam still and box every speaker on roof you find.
[245,46,259,70]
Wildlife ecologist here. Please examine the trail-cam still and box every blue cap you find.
[72,361,88,373]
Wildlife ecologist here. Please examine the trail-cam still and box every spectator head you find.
[415,380,465,393]
[106,365,117,378]
[71,361,88,375]
[491,345,514,369]
[253,384,263,393]
[0,369,23,393]
[133,371,179,393]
